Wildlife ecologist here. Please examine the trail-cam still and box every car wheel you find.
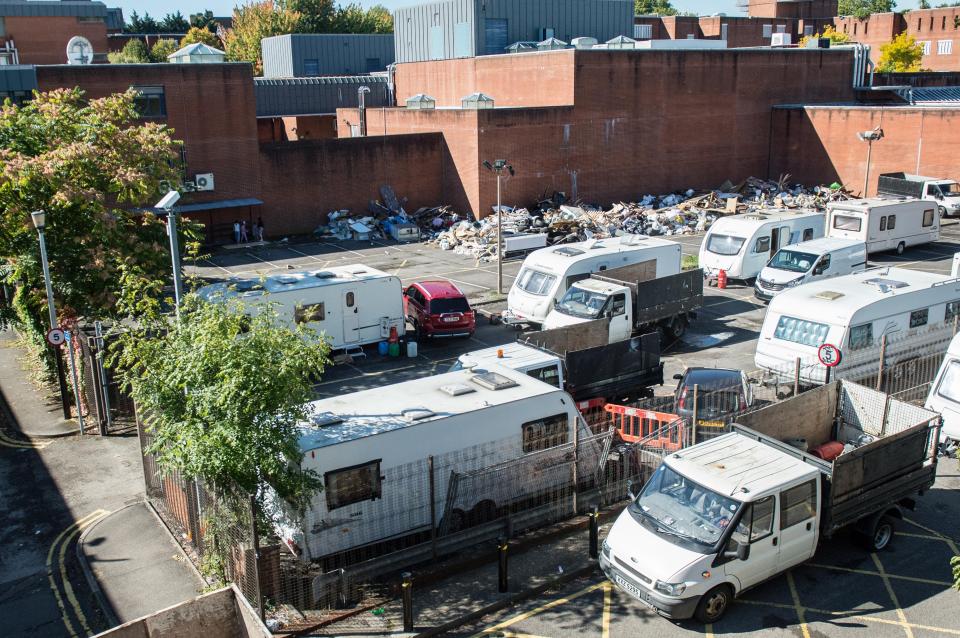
[896,242,905,255]
[694,584,733,624]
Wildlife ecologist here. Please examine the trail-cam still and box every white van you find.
[753,237,867,301]
[827,197,940,255]
[924,332,960,445]
[699,210,825,282]
[755,267,960,383]
[196,265,406,350]
[504,235,680,327]
[276,366,585,559]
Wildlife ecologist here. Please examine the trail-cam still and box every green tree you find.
[953,555,960,590]
[364,4,393,33]
[799,24,853,47]
[0,89,202,366]
[634,0,678,16]
[224,1,301,75]
[918,0,931,7]
[181,26,221,48]
[876,32,925,72]
[108,38,150,63]
[159,11,190,32]
[289,0,336,32]
[837,0,897,19]
[126,10,160,33]
[150,38,180,62]
[190,10,221,32]
[116,295,330,514]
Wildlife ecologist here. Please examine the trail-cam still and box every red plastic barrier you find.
[603,403,685,451]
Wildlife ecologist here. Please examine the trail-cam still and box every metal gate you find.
[78,323,137,435]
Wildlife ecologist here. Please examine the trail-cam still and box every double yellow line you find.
[47,509,110,637]
[0,430,52,450]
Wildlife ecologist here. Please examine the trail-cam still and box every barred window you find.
[522,413,569,453]
[325,460,381,510]
[910,308,929,328]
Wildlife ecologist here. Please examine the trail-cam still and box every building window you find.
[634,24,653,39]
[0,16,5,36]
[762,24,773,38]
[910,308,929,329]
[922,40,933,55]
[0,90,30,106]
[131,86,166,118]
[325,460,382,510]
[77,16,104,23]
[918,18,922,30]
[944,16,948,30]
[303,58,319,75]
[853,22,857,35]
[522,413,569,453]
[864,22,868,35]
[938,39,953,55]
[804,25,814,36]
[777,24,787,33]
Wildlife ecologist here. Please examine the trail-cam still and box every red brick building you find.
[835,8,960,71]
[0,0,122,65]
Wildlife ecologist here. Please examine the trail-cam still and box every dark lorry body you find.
[522,318,663,402]
[589,262,704,335]
[732,381,940,537]
[878,173,928,199]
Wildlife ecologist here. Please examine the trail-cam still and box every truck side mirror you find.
[627,479,637,500]
[723,542,750,561]
[673,373,683,380]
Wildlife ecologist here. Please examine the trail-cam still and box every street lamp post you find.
[156,191,183,314]
[857,127,884,197]
[482,159,515,295]
[31,211,71,420]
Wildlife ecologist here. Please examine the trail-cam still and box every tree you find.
[634,0,678,16]
[190,10,221,32]
[288,0,336,32]
[224,1,301,75]
[108,38,150,63]
[837,0,897,19]
[0,89,203,367]
[159,11,190,32]
[876,32,925,72]
[953,555,960,590]
[126,10,160,33]
[150,38,180,62]
[116,294,330,515]
[799,25,852,47]
[181,26,221,48]
[918,0,931,7]
[364,4,393,33]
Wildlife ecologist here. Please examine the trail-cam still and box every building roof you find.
[901,86,960,106]
[0,0,109,17]
[197,264,395,299]
[254,75,390,117]
[168,42,225,59]
[711,208,823,232]
[0,64,37,92]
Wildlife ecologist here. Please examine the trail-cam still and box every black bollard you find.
[498,536,509,593]
[401,571,413,632]
[589,507,599,559]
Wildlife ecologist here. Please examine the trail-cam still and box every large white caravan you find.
[924,332,960,444]
[827,197,939,254]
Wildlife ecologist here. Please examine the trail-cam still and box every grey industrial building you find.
[261,34,395,78]
[0,64,37,105]
[253,75,390,117]
[393,0,633,63]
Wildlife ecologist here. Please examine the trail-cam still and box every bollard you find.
[588,507,600,559]
[498,536,509,593]
[401,572,413,632]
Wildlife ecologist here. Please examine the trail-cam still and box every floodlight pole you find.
[497,170,503,294]
[167,208,184,313]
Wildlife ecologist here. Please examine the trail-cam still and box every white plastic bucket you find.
[407,341,418,358]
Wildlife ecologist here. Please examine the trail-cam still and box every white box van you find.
[755,267,960,383]
[504,236,681,327]
[827,197,940,255]
[196,265,405,350]
[699,210,825,282]
[753,237,867,301]
[924,332,960,445]
[276,366,584,559]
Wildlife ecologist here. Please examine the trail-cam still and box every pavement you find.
[0,330,78,438]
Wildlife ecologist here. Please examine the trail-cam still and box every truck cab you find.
[544,278,633,342]
[878,172,960,217]
[451,343,564,389]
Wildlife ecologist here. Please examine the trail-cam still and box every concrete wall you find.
[5,16,109,64]
[770,105,960,196]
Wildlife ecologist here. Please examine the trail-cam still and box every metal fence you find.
[77,322,137,435]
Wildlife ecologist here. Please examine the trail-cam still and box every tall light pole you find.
[857,127,884,197]
[156,191,183,314]
[31,210,71,420]
[482,159,514,295]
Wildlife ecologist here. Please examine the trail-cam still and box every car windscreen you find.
[706,233,746,256]
[515,268,556,296]
[832,214,862,232]
[555,286,608,319]
[429,297,470,314]
[767,249,818,274]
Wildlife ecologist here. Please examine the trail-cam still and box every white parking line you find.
[245,252,284,269]
[285,246,328,263]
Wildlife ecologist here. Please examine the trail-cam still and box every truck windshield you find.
[942,183,960,195]
[555,286,609,319]
[706,234,746,256]
[767,249,818,274]
[629,464,741,551]
[515,268,556,296]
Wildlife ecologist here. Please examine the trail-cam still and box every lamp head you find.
[155,190,181,211]
[31,210,46,230]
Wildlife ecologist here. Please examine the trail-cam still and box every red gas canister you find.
[717,269,728,289]
[810,441,845,462]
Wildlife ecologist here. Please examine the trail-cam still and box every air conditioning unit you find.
[770,33,792,47]
[194,173,215,191]
[538,27,555,41]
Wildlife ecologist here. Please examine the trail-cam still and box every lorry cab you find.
[544,277,633,340]
[878,172,960,217]
[601,433,820,623]
[924,332,960,445]
[754,237,867,301]
[699,210,825,282]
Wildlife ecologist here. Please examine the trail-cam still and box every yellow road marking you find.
[470,582,605,637]
[904,518,960,555]
[737,599,960,636]
[705,623,714,638]
[601,582,612,638]
[393,259,408,276]
[787,571,811,638]
[46,509,110,637]
[871,552,914,638]
[807,562,952,586]
[896,531,948,542]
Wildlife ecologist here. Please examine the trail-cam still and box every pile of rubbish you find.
[312,177,855,261]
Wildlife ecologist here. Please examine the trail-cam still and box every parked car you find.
[403,280,476,339]
[672,367,753,438]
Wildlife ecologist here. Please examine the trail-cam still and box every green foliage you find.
[634,0,678,16]
[953,554,960,590]
[190,10,221,32]
[225,1,302,75]
[159,11,190,33]
[919,0,931,8]
[799,25,853,47]
[877,32,925,72]
[0,88,203,358]
[109,38,150,63]
[837,0,897,18]
[181,26,221,48]
[117,295,330,512]
[288,0,337,32]
[681,254,699,271]
[150,39,180,62]
[126,10,159,34]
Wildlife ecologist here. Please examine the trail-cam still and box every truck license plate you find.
[699,420,726,429]
[614,573,648,605]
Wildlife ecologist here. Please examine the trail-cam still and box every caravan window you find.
[936,360,960,402]
[516,268,556,296]
[295,303,326,324]
[803,228,814,241]
[706,234,746,256]
[754,237,771,254]
[888,215,896,230]
[849,323,873,349]
[910,308,929,328]
[923,209,935,227]
[325,460,382,510]
[833,215,862,232]
[522,413,569,453]
[946,300,960,324]
[774,316,829,347]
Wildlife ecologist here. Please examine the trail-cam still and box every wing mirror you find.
[673,373,683,380]
[627,479,638,501]
[723,542,750,561]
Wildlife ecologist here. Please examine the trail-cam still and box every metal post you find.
[876,335,887,392]
[249,494,265,622]
[794,357,801,397]
[94,321,112,435]
[588,506,599,559]
[167,210,184,314]
[497,537,509,593]
[571,414,579,516]
[496,172,503,295]
[64,330,85,433]
[37,226,71,420]
[691,384,699,444]
[401,572,413,632]
[863,139,873,197]
[428,455,437,561]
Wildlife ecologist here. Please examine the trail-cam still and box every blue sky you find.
[104,0,928,22]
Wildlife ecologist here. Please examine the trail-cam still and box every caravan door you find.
[343,289,360,344]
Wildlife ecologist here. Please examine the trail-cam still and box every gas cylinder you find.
[717,269,728,290]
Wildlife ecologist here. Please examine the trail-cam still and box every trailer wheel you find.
[896,242,906,255]
[865,515,896,551]
[694,584,733,624]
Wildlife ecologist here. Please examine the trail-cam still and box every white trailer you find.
[924,332,960,445]
[196,265,405,350]
[827,197,939,255]
[280,366,584,559]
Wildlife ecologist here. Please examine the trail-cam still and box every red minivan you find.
[403,280,476,339]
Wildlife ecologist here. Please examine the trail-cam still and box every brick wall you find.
[5,16,109,65]
[257,115,338,143]
[699,16,797,47]
[769,106,960,196]
[903,8,960,72]
[258,134,445,235]
[749,0,837,20]
[834,14,902,66]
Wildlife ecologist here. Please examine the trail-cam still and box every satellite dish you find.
[66,36,93,65]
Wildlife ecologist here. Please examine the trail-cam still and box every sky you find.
[101,0,930,22]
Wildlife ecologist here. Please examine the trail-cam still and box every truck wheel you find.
[865,515,896,551]
[668,317,688,340]
[939,206,947,219]
[694,584,733,624]
[441,509,467,534]
[896,242,905,255]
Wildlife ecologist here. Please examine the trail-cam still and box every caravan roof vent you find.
[231,279,263,293]
[471,371,519,391]
[621,234,648,246]
[814,291,844,301]
[743,214,768,220]
[313,271,336,279]
[553,246,585,257]
[402,407,436,422]
[440,383,476,397]
[864,277,908,291]
[274,276,298,285]
[309,411,343,428]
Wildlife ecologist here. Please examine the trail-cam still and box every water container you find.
[388,341,400,357]
[377,341,389,356]
[407,341,418,358]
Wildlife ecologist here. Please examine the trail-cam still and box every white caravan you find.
[196,265,405,350]
[924,332,960,444]
[827,197,939,255]
[755,267,960,383]
[699,210,825,282]
[504,235,680,327]
[753,237,867,301]
[279,366,584,559]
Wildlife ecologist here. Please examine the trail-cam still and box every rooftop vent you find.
[440,383,476,397]
[814,291,844,301]
[865,278,908,291]
[571,37,597,50]
[405,93,436,110]
[274,276,298,285]
[537,37,568,51]
[313,271,336,279]
[505,41,537,53]
[606,35,636,50]
[309,411,343,428]
[462,92,494,109]
[231,280,263,293]
[402,407,436,422]
[471,371,520,391]
[553,246,585,256]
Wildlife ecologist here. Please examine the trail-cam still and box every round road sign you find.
[46,328,65,347]
[818,343,842,367]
